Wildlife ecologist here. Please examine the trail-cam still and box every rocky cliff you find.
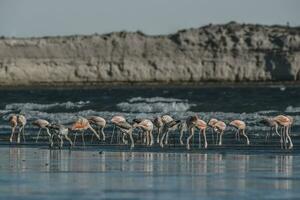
[0,22,300,86]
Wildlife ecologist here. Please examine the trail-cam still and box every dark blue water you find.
[0,85,300,199]
[1,85,300,137]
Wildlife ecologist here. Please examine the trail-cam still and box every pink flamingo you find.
[153,116,163,144]
[213,121,226,145]
[32,119,51,143]
[159,115,184,146]
[133,119,154,146]
[8,115,18,143]
[87,116,106,142]
[273,115,293,149]
[186,115,208,150]
[70,117,100,146]
[111,115,134,149]
[208,118,219,143]
[229,120,250,145]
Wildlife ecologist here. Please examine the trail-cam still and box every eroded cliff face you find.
[0,22,300,86]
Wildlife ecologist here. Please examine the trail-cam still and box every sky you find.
[0,0,299,37]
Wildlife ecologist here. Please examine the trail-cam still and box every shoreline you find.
[0,142,297,155]
[0,81,298,90]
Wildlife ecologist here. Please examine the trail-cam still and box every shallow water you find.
[1,86,300,199]
[0,147,299,200]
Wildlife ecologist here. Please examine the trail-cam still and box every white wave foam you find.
[128,97,187,103]
[117,102,193,113]
[5,101,90,111]
[285,106,300,113]
[118,97,194,113]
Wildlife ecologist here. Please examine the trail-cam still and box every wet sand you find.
[0,146,299,200]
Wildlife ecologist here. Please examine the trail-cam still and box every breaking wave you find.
[285,106,300,113]
[117,97,194,113]
[5,101,90,112]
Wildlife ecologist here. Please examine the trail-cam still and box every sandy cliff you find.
[0,22,300,86]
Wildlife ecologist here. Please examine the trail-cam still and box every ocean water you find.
[0,85,300,139]
[0,147,299,200]
[0,85,300,199]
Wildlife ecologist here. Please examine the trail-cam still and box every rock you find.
[0,22,300,86]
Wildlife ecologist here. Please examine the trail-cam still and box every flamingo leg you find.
[58,135,63,148]
[156,127,161,144]
[203,129,208,149]
[9,127,15,143]
[88,125,100,141]
[64,135,73,147]
[280,127,283,149]
[275,124,280,137]
[17,126,21,144]
[36,128,42,143]
[45,128,52,145]
[74,132,78,146]
[100,126,106,141]
[122,131,128,144]
[198,129,202,149]
[159,130,167,148]
[143,131,147,144]
[283,127,287,149]
[149,130,154,146]
[186,127,194,150]
[128,130,134,149]
[241,129,250,145]
[147,131,151,146]
[165,130,169,145]
[179,126,184,145]
[22,126,26,142]
[50,134,55,148]
[219,131,223,146]
[235,129,239,141]
[110,125,115,144]
[81,131,85,146]
[286,128,293,149]
[216,132,219,145]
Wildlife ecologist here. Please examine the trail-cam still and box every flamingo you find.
[47,123,73,148]
[160,119,182,147]
[229,120,250,145]
[110,115,128,144]
[286,115,294,137]
[208,118,219,143]
[160,115,184,146]
[17,115,27,143]
[273,115,293,149]
[259,118,280,141]
[133,119,154,146]
[153,116,163,144]
[111,115,134,149]
[87,116,106,142]
[70,117,100,146]
[9,114,26,144]
[213,121,226,145]
[32,119,52,143]
[186,115,208,150]
[8,115,18,143]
